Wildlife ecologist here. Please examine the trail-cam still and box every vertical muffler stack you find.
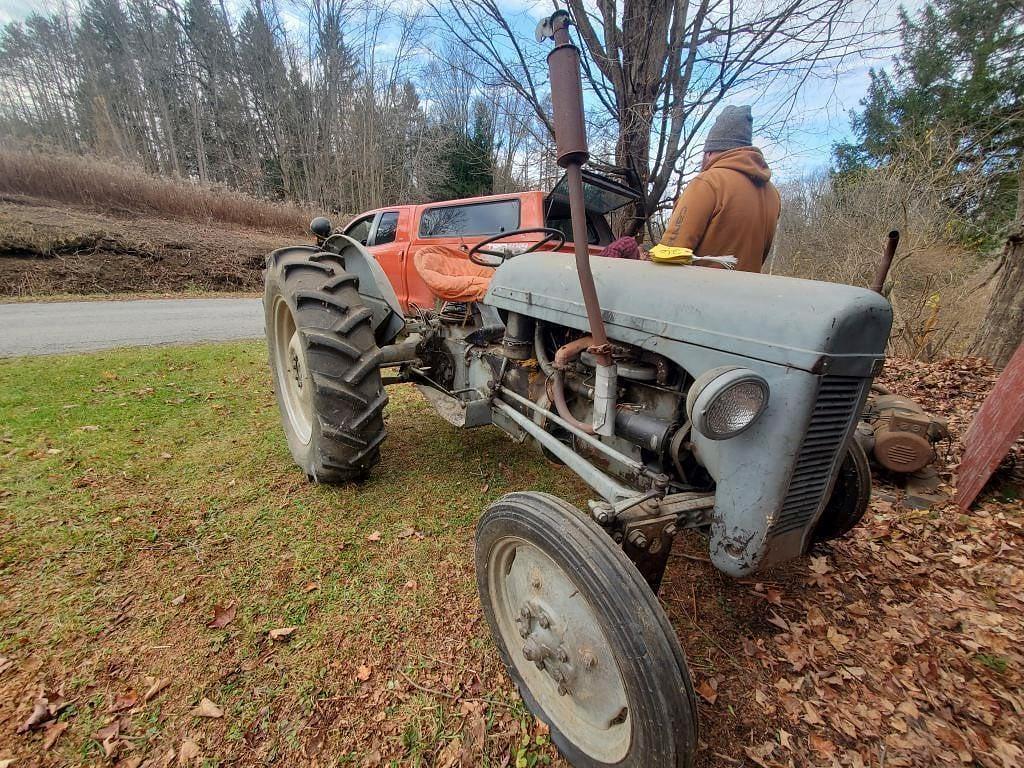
[541,10,617,437]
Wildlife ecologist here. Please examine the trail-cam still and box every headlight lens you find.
[686,367,769,440]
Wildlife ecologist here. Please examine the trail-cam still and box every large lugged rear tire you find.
[264,247,387,483]
[476,492,697,768]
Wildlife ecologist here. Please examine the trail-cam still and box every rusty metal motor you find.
[857,390,949,474]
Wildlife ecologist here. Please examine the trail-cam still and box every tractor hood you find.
[485,252,891,376]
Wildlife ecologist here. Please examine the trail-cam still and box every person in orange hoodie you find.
[656,105,781,273]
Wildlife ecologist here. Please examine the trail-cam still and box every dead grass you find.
[0,344,1021,767]
[0,149,312,234]
[0,197,287,296]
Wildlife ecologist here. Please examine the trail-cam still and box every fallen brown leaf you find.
[268,626,296,641]
[42,721,68,750]
[178,738,201,765]
[356,665,372,681]
[171,592,186,606]
[143,677,170,703]
[17,697,51,733]
[190,697,223,718]
[208,603,236,629]
[365,531,382,542]
[696,679,718,705]
[110,690,138,712]
[303,581,319,593]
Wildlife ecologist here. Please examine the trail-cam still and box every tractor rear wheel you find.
[476,492,697,768]
[264,248,387,483]
[813,440,871,542]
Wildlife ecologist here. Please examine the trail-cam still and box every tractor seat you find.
[413,245,495,303]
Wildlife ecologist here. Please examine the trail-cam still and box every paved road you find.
[0,298,264,357]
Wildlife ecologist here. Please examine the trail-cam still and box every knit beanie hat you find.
[704,105,753,153]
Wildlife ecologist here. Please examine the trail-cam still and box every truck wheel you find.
[264,248,387,483]
[813,440,871,542]
[476,492,697,768]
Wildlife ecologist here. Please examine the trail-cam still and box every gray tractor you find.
[263,12,891,767]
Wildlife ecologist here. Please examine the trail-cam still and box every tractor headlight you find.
[686,367,769,440]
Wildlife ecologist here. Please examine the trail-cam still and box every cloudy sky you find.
[0,0,915,181]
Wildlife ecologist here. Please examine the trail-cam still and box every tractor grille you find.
[769,376,865,537]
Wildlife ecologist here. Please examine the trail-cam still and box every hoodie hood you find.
[708,146,772,184]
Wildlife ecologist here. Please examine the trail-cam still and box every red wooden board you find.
[956,341,1024,510]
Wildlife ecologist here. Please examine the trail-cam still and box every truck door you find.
[366,209,409,308]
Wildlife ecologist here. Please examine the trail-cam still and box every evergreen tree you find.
[834,0,1023,234]
[435,99,493,200]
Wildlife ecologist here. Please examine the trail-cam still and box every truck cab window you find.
[373,211,399,245]
[345,214,374,245]
[419,200,520,238]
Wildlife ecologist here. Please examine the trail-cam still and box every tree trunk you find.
[974,166,1024,368]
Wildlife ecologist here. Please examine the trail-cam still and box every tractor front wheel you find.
[476,492,697,768]
[813,439,872,542]
[264,248,387,483]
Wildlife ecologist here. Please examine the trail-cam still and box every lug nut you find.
[531,576,542,590]
[557,647,569,663]
[580,650,598,670]
[557,682,569,696]
[523,639,539,661]
[538,614,550,629]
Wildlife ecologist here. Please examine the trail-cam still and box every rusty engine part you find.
[857,389,949,474]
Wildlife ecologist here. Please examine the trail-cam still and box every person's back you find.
[660,106,781,272]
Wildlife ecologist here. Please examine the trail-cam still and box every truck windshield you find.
[419,199,520,238]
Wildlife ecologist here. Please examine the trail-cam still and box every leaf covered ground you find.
[0,345,1021,767]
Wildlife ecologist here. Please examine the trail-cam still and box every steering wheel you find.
[468,227,566,267]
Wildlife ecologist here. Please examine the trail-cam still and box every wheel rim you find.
[489,536,632,762]
[272,296,313,445]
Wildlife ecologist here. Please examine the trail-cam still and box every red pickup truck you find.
[336,172,637,312]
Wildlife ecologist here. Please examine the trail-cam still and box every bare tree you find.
[973,166,1024,368]
[431,0,892,236]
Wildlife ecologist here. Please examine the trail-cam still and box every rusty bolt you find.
[627,530,649,549]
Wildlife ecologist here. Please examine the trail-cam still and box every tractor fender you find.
[268,238,404,346]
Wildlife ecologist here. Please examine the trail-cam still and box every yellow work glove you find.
[648,243,737,269]
[648,244,695,264]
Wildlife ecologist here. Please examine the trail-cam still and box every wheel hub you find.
[489,539,632,762]
[518,601,579,696]
[272,297,314,446]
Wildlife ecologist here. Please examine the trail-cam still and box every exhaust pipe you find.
[542,10,616,436]
[870,230,900,295]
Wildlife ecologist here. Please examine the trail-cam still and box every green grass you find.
[0,341,584,766]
